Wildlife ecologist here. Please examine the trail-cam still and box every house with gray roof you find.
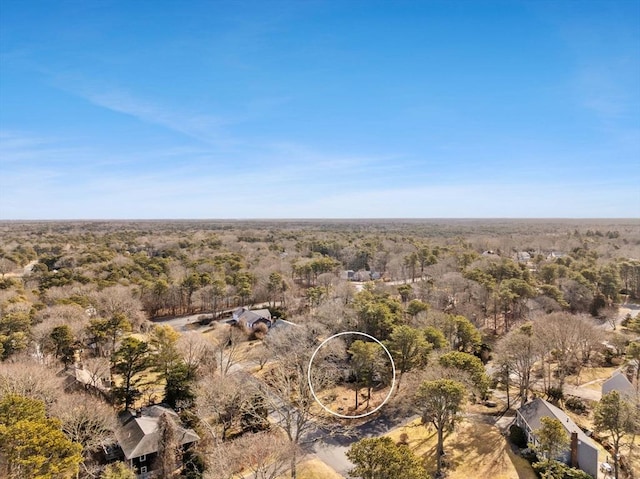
[115,405,199,478]
[232,307,273,330]
[602,371,637,400]
[515,398,598,478]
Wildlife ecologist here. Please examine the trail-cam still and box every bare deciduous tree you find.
[495,323,540,407]
[82,356,112,390]
[51,392,117,452]
[92,285,146,331]
[155,412,182,478]
[534,312,600,395]
[196,373,250,442]
[177,332,217,378]
[0,362,64,407]
[261,326,337,479]
[239,432,298,479]
[213,326,247,377]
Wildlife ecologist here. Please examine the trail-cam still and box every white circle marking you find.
[307,331,396,419]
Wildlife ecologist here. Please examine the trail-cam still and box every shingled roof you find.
[115,405,199,460]
[602,371,636,398]
[517,398,594,447]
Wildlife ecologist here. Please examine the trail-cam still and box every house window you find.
[139,454,146,462]
[140,466,147,473]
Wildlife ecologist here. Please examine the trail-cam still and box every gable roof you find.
[251,309,271,319]
[517,398,595,450]
[602,371,635,397]
[237,309,271,325]
[116,405,199,460]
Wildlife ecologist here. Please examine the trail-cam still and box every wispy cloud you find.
[0,130,94,167]
[3,122,638,220]
[0,127,403,218]
[80,89,237,147]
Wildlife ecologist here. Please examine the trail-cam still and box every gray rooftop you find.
[602,372,636,398]
[115,405,199,460]
[517,398,595,449]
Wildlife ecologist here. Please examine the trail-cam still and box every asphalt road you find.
[306,411,420,476]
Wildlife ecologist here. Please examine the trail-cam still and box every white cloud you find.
[73,88,236,148]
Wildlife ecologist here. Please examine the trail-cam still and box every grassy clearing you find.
[277,458,344,479]
[567,366,617,387]
[385,417,537,479]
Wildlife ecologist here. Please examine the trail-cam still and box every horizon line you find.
[1,217,639,223]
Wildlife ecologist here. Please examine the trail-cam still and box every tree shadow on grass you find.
[402,422,447,476]
[443,422,507,477]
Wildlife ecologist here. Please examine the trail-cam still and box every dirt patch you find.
[311,383,391,418]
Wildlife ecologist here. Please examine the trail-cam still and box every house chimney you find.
[570,432,579,468]
[135,408,142,418]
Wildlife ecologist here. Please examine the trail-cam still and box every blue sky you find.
[1,0,638,219]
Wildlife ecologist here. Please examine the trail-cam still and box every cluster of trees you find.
[0,362,118,478]
[196,325,335,479]
[2,220,635,326]
[111,325,221,410]
[1,219,639,478]
[0,394,83,478]
[494,313,601,404]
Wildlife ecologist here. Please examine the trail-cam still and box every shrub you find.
[251,322,269,340]
[0,277,18,290]
[509,424,527,448]
[564,396,586,414]
[533,459,592,479]
[269,306,288,319]
[546,386,564,402]
[521,448,538,462]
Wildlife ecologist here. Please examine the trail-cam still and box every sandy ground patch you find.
[277,458,344,479]
[311,383,391,418]
[385,417,537,479]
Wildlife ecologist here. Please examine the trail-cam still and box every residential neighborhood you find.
[1,219,639,479]
[1,0,638,477]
